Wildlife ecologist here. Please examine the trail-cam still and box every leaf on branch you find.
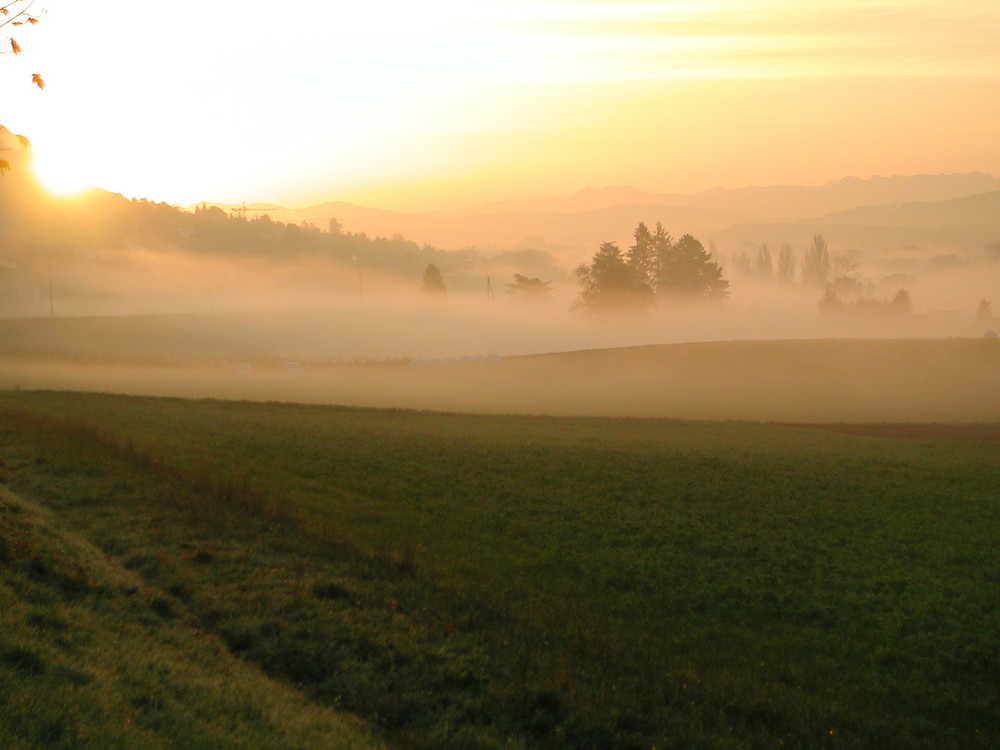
[10,38,21,53]
[16,135,30,148]
[0,159,10,175]
[1,9,8,16]
[28,17,38,25]
[12,20,22,25]
[31,73,43,89]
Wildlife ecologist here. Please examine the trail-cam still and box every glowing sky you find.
[3,0,998,209]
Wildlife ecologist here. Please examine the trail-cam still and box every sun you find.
[32,150,93,197]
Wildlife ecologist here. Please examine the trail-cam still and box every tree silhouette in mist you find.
[976,299,994,323]
[890,288,912,316]
[575,224,728,314]
[777,243,796,284]
[819,285,914,317]
[574,241,652,314]
[626,222,658,290]
[421,263,447,296]
[802,234,830,286]
[656,234,728,299]
[755,243,773,280]
[506,273,552,301]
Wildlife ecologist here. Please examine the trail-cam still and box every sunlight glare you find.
[32,149,92,197]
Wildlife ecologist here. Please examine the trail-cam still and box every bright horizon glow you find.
[1,0,997,211]
[31,146,93,197]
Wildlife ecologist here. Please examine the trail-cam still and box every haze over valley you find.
[2,2,999,748]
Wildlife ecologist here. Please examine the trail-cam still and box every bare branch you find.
[0,1,38,33]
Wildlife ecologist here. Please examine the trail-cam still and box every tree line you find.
[0,185,471,279]
[573,222,728,314]
[728,234,835,286]
[417,222,730,313]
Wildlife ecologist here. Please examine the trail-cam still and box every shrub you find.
[148,597,176,619]
[2,647,46,675]
[312,581,351,601]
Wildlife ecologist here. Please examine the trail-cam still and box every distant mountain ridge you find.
[199,172,1000,254]
[816,190,1000,227]
[451,173,1000,221]
[712,189,1000,252]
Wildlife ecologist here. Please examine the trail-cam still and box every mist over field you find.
[2,338,999,423]
[4,2,1000,747]
[2,160,999,423]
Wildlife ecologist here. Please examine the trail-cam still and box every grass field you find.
[1,389,998,748]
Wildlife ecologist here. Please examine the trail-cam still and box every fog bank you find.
[2,339,997,423]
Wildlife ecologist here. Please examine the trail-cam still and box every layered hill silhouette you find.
[204,172,1000,254]
[449,173,1000,220]
[3,120,995,261]
[818,190,1000,227]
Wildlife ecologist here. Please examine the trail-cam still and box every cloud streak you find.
[501,0,1000,81]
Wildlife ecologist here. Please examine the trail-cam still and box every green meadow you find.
[1,389,998,748]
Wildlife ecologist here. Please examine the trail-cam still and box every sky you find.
[2,0,998,211]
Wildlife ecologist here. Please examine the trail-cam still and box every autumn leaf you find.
[31,73,43,89]
[0,159,10,175]
[16,135,30,148]
[0,8,8,16]
[28,17,38,25]
[10,38,21,54]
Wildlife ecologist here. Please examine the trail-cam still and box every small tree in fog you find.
[656,234,729,299]
[818,284,841,315]
[831,250,859,282]
[626,222,658,291]
[421,263,447,296]
[976,299,994,322]
[506,273,553,301]
[777,243,796,284]
[819,285,914,317]
[653,223,674,279]
[733,250,753,277]
[576,224,728,313]
[802,234,830,286]
[755,243,773,280]
[890,288,913,316]
[574,241,653,314]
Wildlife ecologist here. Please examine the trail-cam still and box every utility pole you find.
[486,275,495,303]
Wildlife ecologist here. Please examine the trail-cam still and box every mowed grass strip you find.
[1,390,998,749]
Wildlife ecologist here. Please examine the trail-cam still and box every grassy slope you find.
[1,390,998,748]
[0,485,381,750]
